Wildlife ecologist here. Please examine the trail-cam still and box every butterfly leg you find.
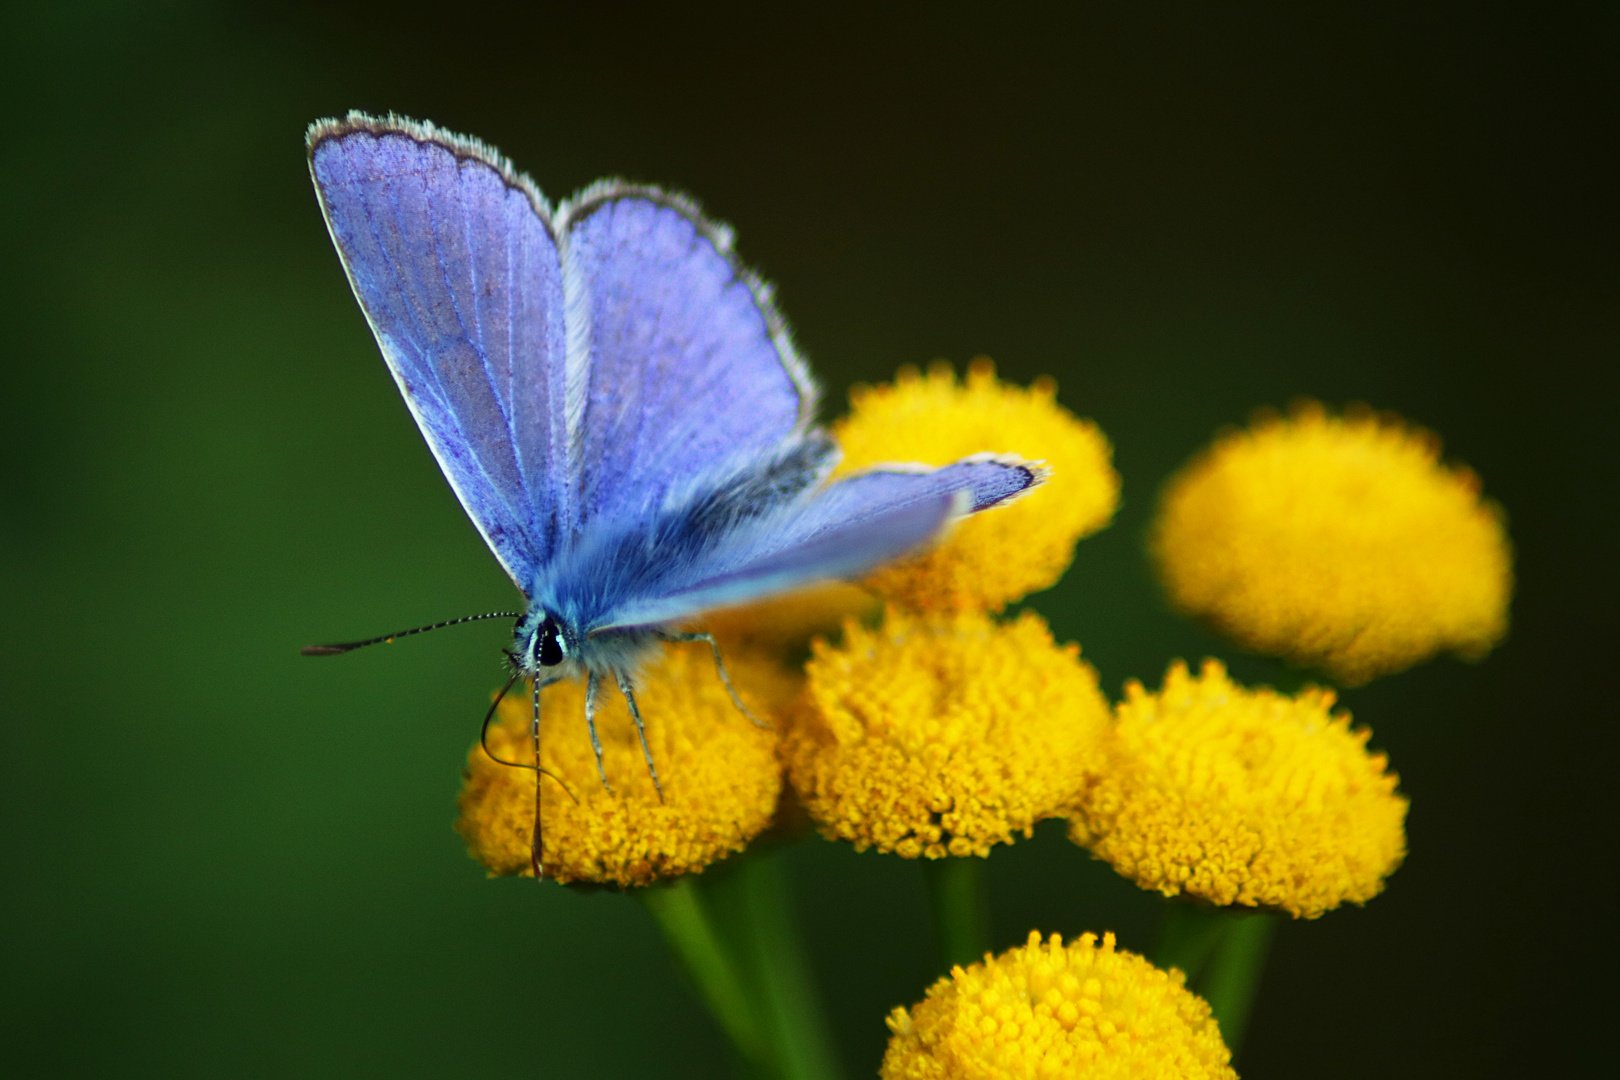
[614,669,666,804]
[584,671,614,794]
[661,630,770,729]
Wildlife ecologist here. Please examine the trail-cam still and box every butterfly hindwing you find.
[594,456,1044,629]
[772,454,1047,534]
[559,188,817,527]
[308,114,570,585]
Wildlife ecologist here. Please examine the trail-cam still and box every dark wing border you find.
[307,111,557,227]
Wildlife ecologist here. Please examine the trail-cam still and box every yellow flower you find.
[1069,660,1407,918]
[785,608,1111,859]
[833,359,1119,613]
[882,930,1234,1080]
[455,642,791,887]
[1150,401,1512,684]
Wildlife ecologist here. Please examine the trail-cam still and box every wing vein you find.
[362,174,527,531]
[445,181,538,523]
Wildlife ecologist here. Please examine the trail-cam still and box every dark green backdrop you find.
[3,2,1614,1076]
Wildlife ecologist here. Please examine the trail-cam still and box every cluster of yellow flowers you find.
[832,361,1120,613]
[789,608,1110,860]
[883,931,1234,1080]
[457,642,792,886]
[455,362,1510,1070]
[1151,401,1512,683]
[787,361,1119,861]
[1070,659,1408,918]
[460,359,1123,884]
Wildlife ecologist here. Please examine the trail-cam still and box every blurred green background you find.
[2,2,1614,1076]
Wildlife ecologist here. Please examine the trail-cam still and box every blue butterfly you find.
[303,113,1043,864]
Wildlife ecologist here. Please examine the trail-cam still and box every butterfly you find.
[303,112,1044,872]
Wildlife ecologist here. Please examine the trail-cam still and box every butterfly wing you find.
[594,455,1044,628]
[800,455,1046,526]
[558,187,817,527]
[307,113,570,587]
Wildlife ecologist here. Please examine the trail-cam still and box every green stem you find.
[1198,913,1276,1055]
[1152,902,1228,984]
[729,853,845,1080]
[923,856,988,971]
[638,875,773,1077]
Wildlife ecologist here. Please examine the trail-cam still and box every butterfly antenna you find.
[300,611,522,656]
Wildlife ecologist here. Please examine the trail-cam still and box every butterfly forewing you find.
[560,189,817,528]
[308,117,570,585]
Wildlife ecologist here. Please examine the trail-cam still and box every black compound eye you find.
[536,616,565,667]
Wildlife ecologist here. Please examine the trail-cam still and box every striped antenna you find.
[300,611,522,656]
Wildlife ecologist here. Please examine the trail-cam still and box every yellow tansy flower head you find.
[1069,659,1407,918]
[833,359,1120,613]
[1150,401,1513,684]
[785,608,1111,859]
[882,930,1234,1080]
[456,642,789,887]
